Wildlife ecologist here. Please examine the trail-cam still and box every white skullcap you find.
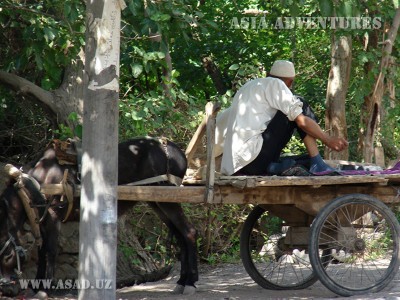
[270,60,296,78]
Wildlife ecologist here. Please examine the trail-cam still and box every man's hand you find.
[325,136,349,152]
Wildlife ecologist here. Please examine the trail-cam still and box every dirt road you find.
[117,262,400,300]
[5,262,399,299]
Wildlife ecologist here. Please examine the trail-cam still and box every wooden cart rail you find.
[39,174,400,216]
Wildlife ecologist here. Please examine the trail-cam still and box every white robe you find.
[215,77,303,175]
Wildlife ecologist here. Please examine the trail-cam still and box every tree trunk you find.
[358,30,379,160]
[144,0,173,99]
[362,8,400,163]
[324,34,351,160]
[161,39,173,99]
[380,56,398,160]
[78,0,123,299]
[56,50,86,130]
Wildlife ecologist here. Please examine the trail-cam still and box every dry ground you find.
[116,262,400,300]
[1,262,400,299]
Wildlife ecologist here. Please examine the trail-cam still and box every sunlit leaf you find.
[43,27,56,42]
[337,1,353,17]
[131,63,143,78]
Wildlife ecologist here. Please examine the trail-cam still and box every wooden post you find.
[204,102,221,203]
[79,1,125,299]
[185,103,224,166]
[185,117,207,165]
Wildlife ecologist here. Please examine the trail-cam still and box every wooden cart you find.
[33,103,400,296]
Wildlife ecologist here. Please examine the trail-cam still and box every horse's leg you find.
[44,210,60,281]
[36,209,60,288]
[148,202,198,294]
[36,243,47,281]
[117,201,138,217]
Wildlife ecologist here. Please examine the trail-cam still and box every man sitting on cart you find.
[215,60,348,176]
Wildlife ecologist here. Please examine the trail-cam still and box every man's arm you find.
[294,114,348,152]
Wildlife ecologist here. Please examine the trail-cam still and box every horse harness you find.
[0,233,25,279]
[0,166,40,280]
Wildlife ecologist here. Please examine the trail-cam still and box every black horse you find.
[0,137,198,295]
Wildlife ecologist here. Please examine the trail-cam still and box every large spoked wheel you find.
[240,205,326,289]
[309,194,400,297]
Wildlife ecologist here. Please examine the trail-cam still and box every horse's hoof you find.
[34,290,48,299]
[171,284,185,294]
[182,285,196,295]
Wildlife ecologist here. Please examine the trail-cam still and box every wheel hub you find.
[353,238,366,252]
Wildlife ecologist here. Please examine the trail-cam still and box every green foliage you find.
[0,0,398,158]
[0,0,85,89]
[282,136,307,155]
[120,203,251,267]
[117,0,209,143]
[53,112,82,140]
[181,204,253,263]
[120,203,176,269]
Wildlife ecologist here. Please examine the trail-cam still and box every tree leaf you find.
[156,51,166,59]
[150,13,171,22]
[74,125,83,139]
[128,0,142,16]
[35,52,43,70]
[171,69,180,78]
[64,3,71,16]
[44,27,57,42]
[68,112,79,122]
[229,64,240,70]
[337,1,353,17]
[131,63,143,78]
[319,0,333,17]
[160,14,171,22]
[131,111,143,121]
[289,3,301,17]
